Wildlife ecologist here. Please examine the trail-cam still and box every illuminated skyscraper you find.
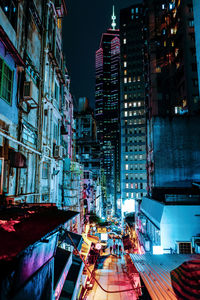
[95,6,120,216]
[120,4,147,210]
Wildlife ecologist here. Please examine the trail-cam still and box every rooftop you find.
[0,206,79,262]
[130,253,200,300]
[150,187,200,204]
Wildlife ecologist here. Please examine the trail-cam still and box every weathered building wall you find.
[193,0,200,96]
[153,116,200,187]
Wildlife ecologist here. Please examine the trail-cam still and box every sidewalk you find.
[86,254,137,300]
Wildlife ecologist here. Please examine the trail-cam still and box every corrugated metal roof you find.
[129,254,200,300]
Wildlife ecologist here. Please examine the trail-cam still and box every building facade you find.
[144,0,200,193]
[0,0,85,233]
[75,97,102,217]
[134,0,200,255]
[120,4,147,213]
[136,188,200,254]
[193,0,200,95]
[95,7,121,217]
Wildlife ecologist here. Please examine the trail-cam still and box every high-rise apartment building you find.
[95,7,120,216]
[144,0,200,193]
[120,4,147,210]
[135,0,200,255]
[193,0,200,95]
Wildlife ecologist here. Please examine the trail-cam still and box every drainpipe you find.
[35,0,49,203]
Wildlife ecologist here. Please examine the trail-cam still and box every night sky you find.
[63,0,141,107]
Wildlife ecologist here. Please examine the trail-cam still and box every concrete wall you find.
[153,116,200,187]
[161,205,200,250]
[193,0,200,95]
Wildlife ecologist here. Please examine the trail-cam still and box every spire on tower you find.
[111,5,116,30]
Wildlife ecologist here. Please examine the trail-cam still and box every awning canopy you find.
[9,150,27,168]
[62,231,83,251]
[59,255,84,300]
[54,247,72,290]
[0,26,25,66]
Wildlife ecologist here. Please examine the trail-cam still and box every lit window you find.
[57,18,62,29]
[128,77,132,83]
[162,4,165,9]
[124,103,127,108]
[133,102,136,107]
[124,61,127,67]
[135,7,138,13]
[172,41,174,47]
[189,20,194,27]
[131,193,134,198]
[125,155,128,161]
[126,183,129,188]
[126,193,129,198]
[138,76,140,82]
[124,111,128,117]
[124,77,127,83]
[123,38,127,44]
[156,66,161,73]
[124,94,128,100]
[125,164,128,170]
[131,184,133,189]
[138,102,141,106]
[164,41,166,47]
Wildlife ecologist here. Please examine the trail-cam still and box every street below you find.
[85,239,137,300]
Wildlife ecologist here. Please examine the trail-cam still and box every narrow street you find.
[86,240,137,300]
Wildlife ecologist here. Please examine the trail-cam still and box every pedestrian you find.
[113,243,116,254]
[110,245,113,254]
[116,243,118,254]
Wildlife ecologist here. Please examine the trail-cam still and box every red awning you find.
[9,150,27,168]
[0,25,25,66]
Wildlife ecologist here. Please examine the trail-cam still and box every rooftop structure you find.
[129,253,200,300]
[0,206,81,300]
[0,206,78,265]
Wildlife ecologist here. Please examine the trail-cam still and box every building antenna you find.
[111,5,116,30]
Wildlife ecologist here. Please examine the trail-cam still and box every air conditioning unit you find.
[177,242,192,254]
[54,145,62,158]
[62,147,67,157]
[53,145,67,158]
[23,81,33,98]
[43,146,50,156]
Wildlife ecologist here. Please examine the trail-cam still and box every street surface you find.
[86,239,137,300]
